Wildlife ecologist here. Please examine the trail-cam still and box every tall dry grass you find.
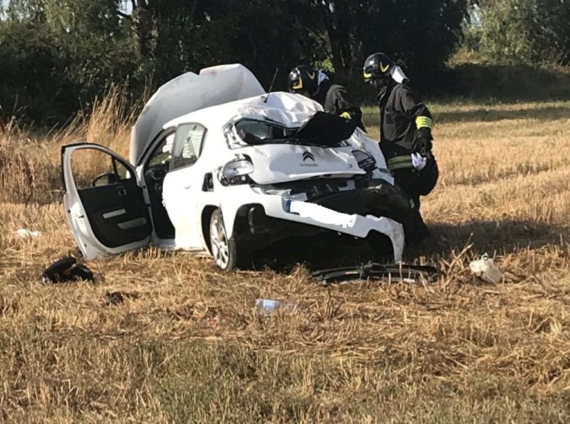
[1,95,570,422]
[0,87,136,204]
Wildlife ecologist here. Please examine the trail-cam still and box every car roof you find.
[163,91,323,133]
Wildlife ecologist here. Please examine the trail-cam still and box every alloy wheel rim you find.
[210,216,229,268]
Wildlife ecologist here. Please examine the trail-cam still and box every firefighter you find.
[363,52,439,241]
[288,65,365,131]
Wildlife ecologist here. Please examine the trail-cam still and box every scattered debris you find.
[15,228,41,239]
[41,256,94,284]
[470,254,502,284]
[105,291,140,306]
[312,262,440,285]
[255,298,300,316]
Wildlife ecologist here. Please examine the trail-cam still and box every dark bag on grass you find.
[41,256,94,284]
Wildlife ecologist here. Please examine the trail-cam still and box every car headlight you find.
[352,149,376,171]
[219,158,254,186]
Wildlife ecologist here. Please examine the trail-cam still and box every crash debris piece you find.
[15,228,41,238]
[312,262,439,285]
[470,254,502,283]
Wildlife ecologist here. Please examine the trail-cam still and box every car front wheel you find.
[209,209,250,271]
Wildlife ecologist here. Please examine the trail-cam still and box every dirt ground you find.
[1,98,570,423]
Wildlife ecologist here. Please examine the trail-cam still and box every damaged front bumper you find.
[230,178,410,262]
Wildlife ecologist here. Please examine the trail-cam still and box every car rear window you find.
[234,120,296,144]
[231,113,354,149]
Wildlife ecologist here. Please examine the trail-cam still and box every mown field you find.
[1,97,570,423]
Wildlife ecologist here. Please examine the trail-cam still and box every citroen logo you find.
[303,152,315,162]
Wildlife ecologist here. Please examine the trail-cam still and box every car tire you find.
[209,209,250,271]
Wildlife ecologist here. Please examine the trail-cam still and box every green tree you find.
[0,0,136,123]
[357,0,468,85]
[293,0,468,88]
[116,0,321,87]
[0,0,470,124]
[476,0,570,64]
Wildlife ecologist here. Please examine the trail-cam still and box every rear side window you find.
[171,123,207,170]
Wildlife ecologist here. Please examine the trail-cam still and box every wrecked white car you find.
[62,64,413,270]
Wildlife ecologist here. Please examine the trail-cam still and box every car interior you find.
[138,124,210,241]
[142,133,176,240]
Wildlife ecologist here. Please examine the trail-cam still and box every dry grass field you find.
[1,95,570,423]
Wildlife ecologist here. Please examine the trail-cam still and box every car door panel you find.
[77,181,151,248]
[163,168,203,248]
[162,123,208,249]
[62,143,152,259]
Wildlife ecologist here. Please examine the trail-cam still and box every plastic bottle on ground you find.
[255,299,300,315]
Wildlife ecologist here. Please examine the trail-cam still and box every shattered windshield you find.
[229,113,354,149]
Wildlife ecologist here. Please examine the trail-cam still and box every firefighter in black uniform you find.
[288,65,365,131]
[363,52,439,241]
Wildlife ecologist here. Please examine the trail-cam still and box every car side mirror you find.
[92,172,119,187]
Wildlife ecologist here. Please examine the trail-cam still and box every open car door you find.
[62,143,152,259]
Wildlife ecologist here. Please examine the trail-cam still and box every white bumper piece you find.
[286,200,404,262]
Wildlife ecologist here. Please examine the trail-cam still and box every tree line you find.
[0,0,568,125]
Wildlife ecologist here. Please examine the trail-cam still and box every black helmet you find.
[288,65,319,97]
[363,53,395,83]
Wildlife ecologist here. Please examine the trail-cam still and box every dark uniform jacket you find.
[378,81,438,198]
[378,82,433,160]
[315,80,365,130]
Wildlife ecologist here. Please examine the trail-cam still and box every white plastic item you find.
[255,299,299,315]
[411,153,427,171]
[469,254,502,283]
[15,228,41,238]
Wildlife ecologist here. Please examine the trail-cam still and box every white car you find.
[62,64,413,270]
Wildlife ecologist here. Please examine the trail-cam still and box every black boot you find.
[409,196,430,244]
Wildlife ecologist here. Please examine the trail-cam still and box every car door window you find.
[71,148,132,189]
[171,123,207,170]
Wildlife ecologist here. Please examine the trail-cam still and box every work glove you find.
[411,153,427,171]
[413,136,433,155]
